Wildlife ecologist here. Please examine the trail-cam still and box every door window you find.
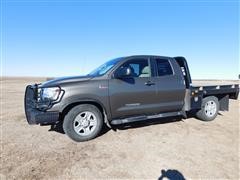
[118,59,151,78]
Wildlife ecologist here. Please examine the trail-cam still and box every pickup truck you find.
[24,55,239,142]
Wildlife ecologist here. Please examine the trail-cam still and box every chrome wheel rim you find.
[73,111,97,136]
[204,100,217,117]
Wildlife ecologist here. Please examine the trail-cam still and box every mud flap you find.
[219,95,229,111]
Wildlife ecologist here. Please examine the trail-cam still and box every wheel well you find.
[60,101,105,121]
[203,94,226,101]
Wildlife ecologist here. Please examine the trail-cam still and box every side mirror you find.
[115,67,132,79]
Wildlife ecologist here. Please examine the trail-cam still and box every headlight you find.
[40,87,61,101]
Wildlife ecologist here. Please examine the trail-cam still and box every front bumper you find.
[24,85,59,125]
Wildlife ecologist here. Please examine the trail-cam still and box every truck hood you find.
[41,75,92,87]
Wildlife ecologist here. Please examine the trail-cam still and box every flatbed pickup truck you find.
[24,55,239,142]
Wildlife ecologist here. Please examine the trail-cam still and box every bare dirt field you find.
[0,77,239,179]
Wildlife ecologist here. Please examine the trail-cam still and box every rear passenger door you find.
[151,57,185,112]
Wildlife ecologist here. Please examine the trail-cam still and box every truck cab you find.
[25,55,239,142]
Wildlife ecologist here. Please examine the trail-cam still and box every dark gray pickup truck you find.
[25,55,239,142]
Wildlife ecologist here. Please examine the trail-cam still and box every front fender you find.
[59,97,112,121]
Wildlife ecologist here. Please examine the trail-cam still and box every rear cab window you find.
[155,59,173,77]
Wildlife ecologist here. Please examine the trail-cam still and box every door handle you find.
[145,81,155,86]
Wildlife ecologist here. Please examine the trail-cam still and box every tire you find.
[196,96,219,121]
[63,104,103,142]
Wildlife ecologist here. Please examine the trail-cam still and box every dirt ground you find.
[0,77,239,179]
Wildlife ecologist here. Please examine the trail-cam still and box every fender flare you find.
[60,98,112,128]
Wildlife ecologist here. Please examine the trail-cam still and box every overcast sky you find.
[1,0,239,79]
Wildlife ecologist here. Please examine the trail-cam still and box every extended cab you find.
[24,56,239,142]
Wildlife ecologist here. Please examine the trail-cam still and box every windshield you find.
[88,57,122,77]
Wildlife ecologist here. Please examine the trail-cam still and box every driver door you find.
[109,58,158,119]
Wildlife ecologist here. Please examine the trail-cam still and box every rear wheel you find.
[196,96,219,121]
[63,104,103,142]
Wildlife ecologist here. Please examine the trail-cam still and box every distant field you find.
[193,79,239,86]
[2,76,239,83]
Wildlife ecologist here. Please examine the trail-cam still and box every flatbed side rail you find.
[184,84,239,111]
[192,84,239,99]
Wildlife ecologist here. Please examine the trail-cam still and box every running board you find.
[110,111,184,125]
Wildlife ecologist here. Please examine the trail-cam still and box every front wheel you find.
[196,96,219,121]
[63,104,103,142]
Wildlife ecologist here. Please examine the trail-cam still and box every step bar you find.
[110,111,185,125]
